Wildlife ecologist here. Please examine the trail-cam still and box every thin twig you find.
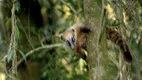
[16,43,64,67]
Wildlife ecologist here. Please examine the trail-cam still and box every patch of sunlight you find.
[63,5,70,12]
[105,4,116,20]
[82,49,88,56]
[74,15,80,22]
[75,59,87,75]
[41,8,47,16]
[0,72,6,80]
[66,12,71,17]
[123,11,128,25]
[126,30,131,37]
[55,4,61,9]
[62,5,72,19]
[61,58,72,78]
[64,11,71,19]
[139,26,142,30]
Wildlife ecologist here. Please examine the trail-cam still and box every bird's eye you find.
[71,36,75,43]
[66,40,71,47]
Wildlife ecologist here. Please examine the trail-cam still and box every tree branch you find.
[16,43,64,67]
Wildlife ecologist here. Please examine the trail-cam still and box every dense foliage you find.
[0,0,142,80]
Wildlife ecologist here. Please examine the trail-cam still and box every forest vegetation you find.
[0,0,142,80]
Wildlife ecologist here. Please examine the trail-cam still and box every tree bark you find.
[83,0,104,80]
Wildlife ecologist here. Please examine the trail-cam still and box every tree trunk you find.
[83,0,104,80]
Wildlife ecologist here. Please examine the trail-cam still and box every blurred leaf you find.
[18,49,27,62]
[16,2,21,13]
[16,26,20,40]
[5,18,11,27]
[99,30,107,52]
[7,49,14,63]
[16,77,20,80]
[106,19,120,27]
[131,61,138,73]
[111,19,120,26]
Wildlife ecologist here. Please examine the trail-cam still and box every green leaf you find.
[16,2,21,13]
[7,50,14,63]
[16,26,20,40]
[112,19,120,26]
[5,18,11,27]
[15,77,20,80]
[18,49,27,62]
